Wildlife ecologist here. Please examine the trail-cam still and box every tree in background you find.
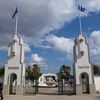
[26,64,42,83]
[0,67,4,77]
[59,65,71,80]
[93,64,100,75]
[25,66,31,79]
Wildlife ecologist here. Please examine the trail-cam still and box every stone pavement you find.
[3,88,100,100]
[3,94,100,100]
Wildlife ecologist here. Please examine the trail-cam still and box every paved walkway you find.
[3,88,100,100]
[3,94,100,100]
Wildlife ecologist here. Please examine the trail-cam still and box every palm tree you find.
[26,64,42,82]
[59,65,71,80]
[32,64,42,80]
[60,65,70,74]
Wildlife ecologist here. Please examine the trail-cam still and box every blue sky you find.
[25,13,100,73]
[0,0,100,73]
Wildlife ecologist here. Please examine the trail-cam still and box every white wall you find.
[94,76,100,92]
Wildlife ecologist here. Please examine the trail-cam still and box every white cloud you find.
[24,43,31,52]
[31,53,45,64]
[0,0,100,64]
[89,30,100,57]
[18,0,77,47]
[45,34,74,54]
[0,46,8,51]
[40,31,100,61]
[1,0,100,48]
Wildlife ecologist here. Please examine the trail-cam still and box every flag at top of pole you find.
[77,5,86,34]
[78,5,86,12]
[12,6,19,35]
[12,7,18,19]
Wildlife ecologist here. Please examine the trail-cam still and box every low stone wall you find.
[94,76,100,93]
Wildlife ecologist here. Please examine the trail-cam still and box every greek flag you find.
[12,7,18,19]
[78,5,86,12]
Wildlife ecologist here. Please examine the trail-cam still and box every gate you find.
[24,85,35,95]
[24,79,39,95]
[24,74,74,95]
[58,74,74,95]
[63,81,74,95]
[58,75,63,94]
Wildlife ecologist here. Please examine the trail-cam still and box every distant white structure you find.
[3,34,25,95]
[94,76,100,92]
[73,33,95,95]
[38,73,57,87]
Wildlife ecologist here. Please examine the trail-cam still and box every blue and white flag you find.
[78,5,86,12]
[12,7,18,19]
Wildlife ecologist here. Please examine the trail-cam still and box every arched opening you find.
[80,72,89,94]
[8,73,17,94]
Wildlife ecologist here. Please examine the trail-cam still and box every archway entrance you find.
[8,73,17,94]
[80,73,89,94]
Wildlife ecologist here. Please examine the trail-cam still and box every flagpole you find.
[15,4,19,35]
[75,0,83,35]
[15,12,18,35]
[79,13,83,35]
